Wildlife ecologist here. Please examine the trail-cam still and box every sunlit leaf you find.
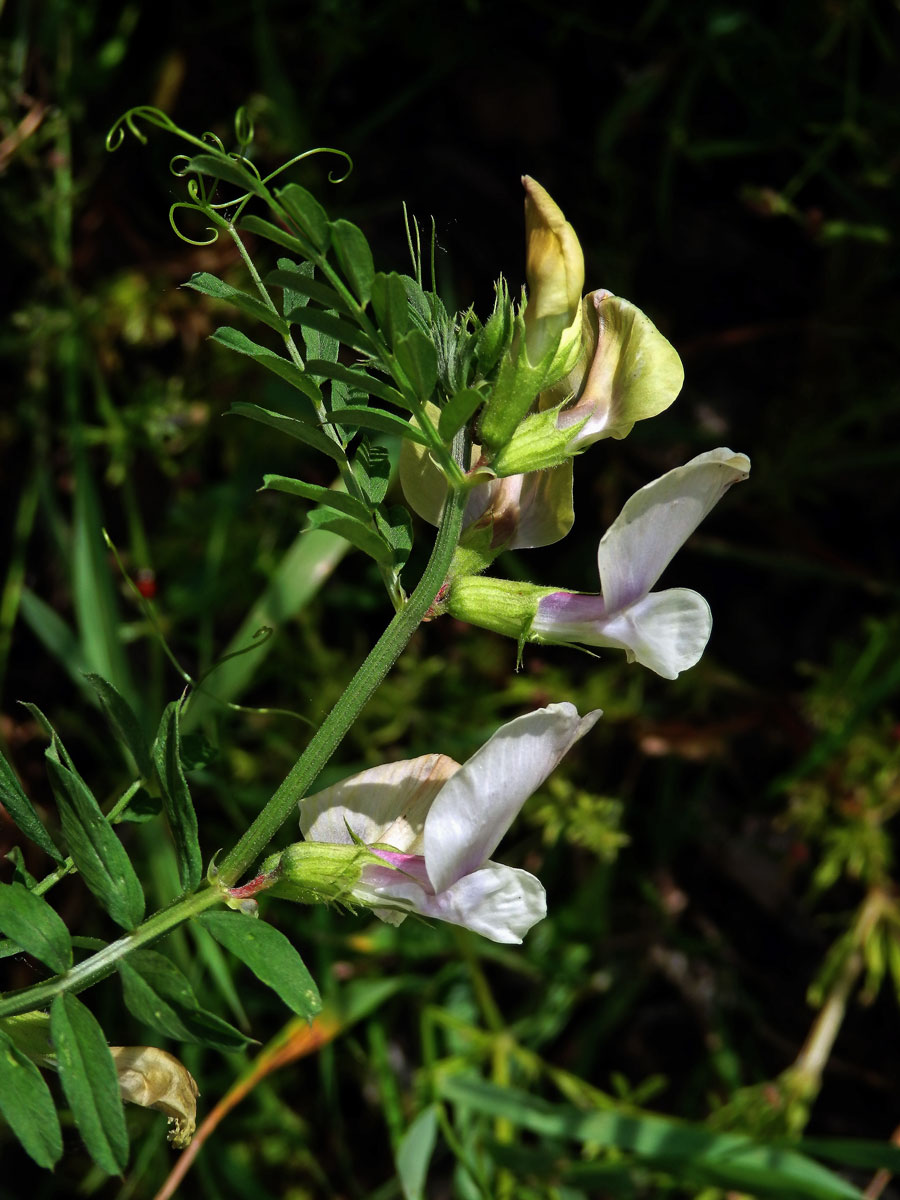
[229,401,347,463]
[395,329,438,402]
[184,272,288,335]
[371,271,412,348]
[211,327,324,405]
[305,508,394,564]
[239,214,310,257]
[261,475,372,522]
[374,504,413,566]
[322,406,429,445]
[277,182,331,251]
[267,266,352,316]
[305,358,409,409]
[439,386,483,441]
[285,304,376,356]
[186,152,267,196]
[353,439,392,505]
[330,218,375,305]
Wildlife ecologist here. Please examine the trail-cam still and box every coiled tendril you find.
[106,105,354,246]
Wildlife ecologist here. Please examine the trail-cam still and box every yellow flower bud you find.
[522,176,585,367]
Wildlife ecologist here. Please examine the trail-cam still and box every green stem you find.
[0,888,222,1019]
[217,476,467,885]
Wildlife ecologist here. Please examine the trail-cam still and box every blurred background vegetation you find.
[2,0,900,1196]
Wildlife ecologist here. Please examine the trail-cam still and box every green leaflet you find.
[85,674,153,781]
[273,258,313,318]
[117,951,249,1051]
[304,508,394,565]
[374,505,413,564]
[230,401,348,464]
[322,406,429,446]
[305,358,409,409]
[0,881,72,973]
[371,272,412,349]
[211,327,324,405]
[183,272,288,336]
[0,1028,62,1169]
[51,993,129,1176]
[267,266,352,316]
[395,329,438,403]
[239,214,311,258]
[18,589,92,702]
[196,910,321,1020]
[0,749,63,863]
[330,218,375,305]
[44,731,145,930]
[352,439,391,506]
[285,304,377,356]
[277,182,331,250]
[152,701,202,893]
[261,474,372,523]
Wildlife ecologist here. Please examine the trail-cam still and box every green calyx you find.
[478,312,576,454]
[259,841,383,907]
[445,576,556,642]
[488,402,589,476]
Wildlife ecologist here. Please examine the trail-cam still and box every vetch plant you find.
[0,105,789,1196]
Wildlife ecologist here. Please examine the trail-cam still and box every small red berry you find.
[135,569,157,600]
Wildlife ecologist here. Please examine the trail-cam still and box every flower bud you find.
[522,176,585,369]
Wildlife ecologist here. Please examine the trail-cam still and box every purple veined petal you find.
[531,588,712,679]
[424,703,601,893]
[418,863,546,943]
[596,448,750,614]
[367,850,433,891]
[532,590,610,637]
[362,862,546,943]
[300,753,459,853]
